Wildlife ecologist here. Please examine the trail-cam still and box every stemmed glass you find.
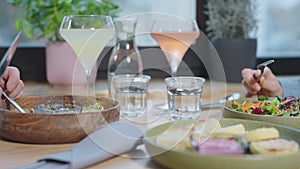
[151,18,200,76]
[151,18,200,110]
[60,15,115,96]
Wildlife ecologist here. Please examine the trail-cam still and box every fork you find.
[256,60,274,82]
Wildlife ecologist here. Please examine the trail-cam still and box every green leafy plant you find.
[7,0,120,42]
[204,0,257,40]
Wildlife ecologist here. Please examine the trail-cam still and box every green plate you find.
[222,98,300,130]
[144,118,300,169]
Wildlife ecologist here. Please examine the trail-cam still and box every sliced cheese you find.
[250,139,299,154]
[243,127,279,142]
[156,118,220,149]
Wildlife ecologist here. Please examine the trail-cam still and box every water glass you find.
[112,75,151,117]
[165,76,205,120]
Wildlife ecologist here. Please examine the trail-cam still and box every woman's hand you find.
[0,66,24,98]
[241,67,284,97]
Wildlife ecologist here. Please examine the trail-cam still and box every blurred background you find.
[0,0,299,82]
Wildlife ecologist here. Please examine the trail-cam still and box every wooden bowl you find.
[0,95,120,144]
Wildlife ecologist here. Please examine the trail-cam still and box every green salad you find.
[231,96,300,117]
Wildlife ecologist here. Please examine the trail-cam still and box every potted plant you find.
[7,0,119,89]
[204,0,257,82]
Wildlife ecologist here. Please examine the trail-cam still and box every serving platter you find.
[222,98,300,130]
[144,118,300,169]
[0,95,120,144]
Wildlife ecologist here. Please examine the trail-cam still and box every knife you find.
[0,31,22,76]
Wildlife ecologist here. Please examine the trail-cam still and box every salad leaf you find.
[291,111,300,117]
[232,103,242,111]
[258,95,267,101]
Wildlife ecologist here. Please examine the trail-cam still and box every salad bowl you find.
[222,97,300,130]
[0,95,120,144]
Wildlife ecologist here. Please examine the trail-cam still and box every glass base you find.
[121,111,145,118]
[154,103,168,110]
[170,112,200,120]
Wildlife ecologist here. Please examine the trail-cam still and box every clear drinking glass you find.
[151,18,200,76]
[60,15,115,96]
[165,76,205,120]
[111,74,151,117]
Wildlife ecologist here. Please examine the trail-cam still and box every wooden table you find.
[0,79,243,169]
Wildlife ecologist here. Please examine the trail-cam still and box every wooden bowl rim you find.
[0,94,120,116]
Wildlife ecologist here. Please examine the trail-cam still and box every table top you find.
[0,79,243,169]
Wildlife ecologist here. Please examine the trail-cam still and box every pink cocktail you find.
[151,19,200,76]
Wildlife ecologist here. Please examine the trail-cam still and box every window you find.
[114,0,197,46]
[256,0,300,58]
[0,0,196,47]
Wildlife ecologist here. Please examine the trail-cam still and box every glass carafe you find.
[107,17,143,96]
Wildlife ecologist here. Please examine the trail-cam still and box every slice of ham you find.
[195,139,245,155]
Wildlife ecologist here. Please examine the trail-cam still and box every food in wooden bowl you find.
[0,95,120,144]
[222,96,300,129]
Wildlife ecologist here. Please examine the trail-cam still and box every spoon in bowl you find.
[2,91,26,113]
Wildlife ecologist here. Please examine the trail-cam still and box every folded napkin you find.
[20,122,143,169]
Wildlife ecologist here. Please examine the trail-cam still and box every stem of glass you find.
[85,69,92,96]
[171,69,177,77]
[169,54,181,77]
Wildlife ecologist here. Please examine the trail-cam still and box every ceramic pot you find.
[212,38,257,82]
[46,42,86,89]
